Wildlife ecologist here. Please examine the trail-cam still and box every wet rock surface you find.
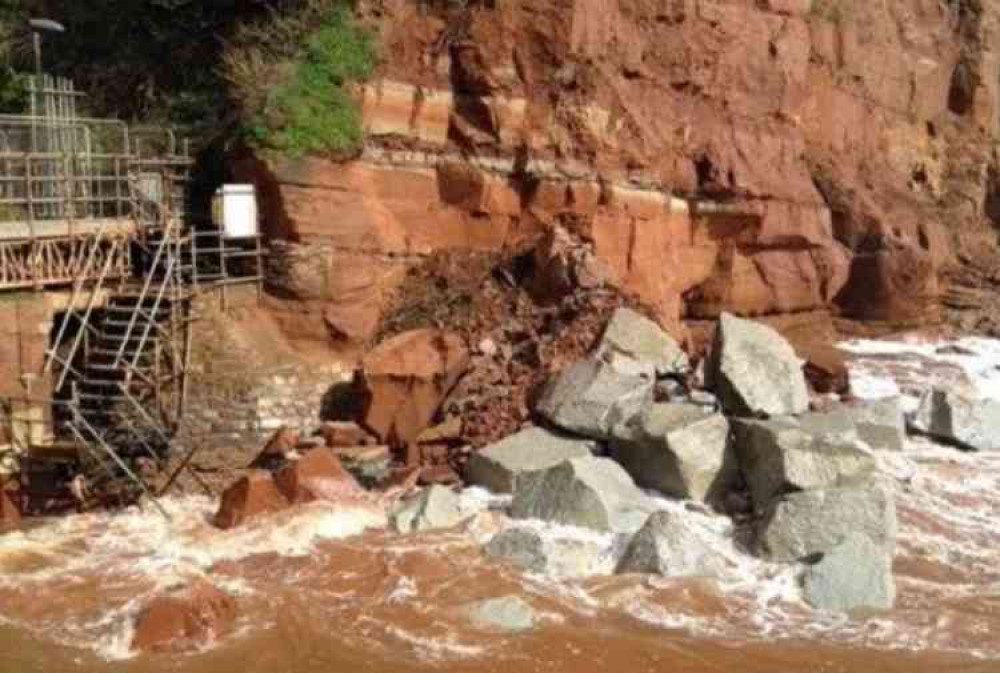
[611,403,735,503]
[844,397,907,452]
[910,388,1000,452]
[733,417,877,511]
[360,328,470,450]
[465,427,595,494]
[706,314,810,417]
[131,582,237,654]
[593,308,689,378]
[755,486,897,563]
[617,510,727,578]
[391,485,465,533]
[273,447,367,505]
[484,525,613,579]
[510,456,654,534]
[802,533,896,613]
[536,357,654,441]
[213,472,288,530]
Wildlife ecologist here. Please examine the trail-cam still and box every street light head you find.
[28,19,66,34]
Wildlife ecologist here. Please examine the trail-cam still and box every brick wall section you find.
[0,295,54,400]
[176,363,351,450]
[176,291,353,451]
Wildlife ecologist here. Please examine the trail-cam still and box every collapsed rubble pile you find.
[125,307,1000,652]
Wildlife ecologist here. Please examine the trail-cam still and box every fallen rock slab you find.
[593,307,689,378]
[465,427,596,494]
[318,421,376,449]
[756,485,897,562]
[795,341,850,395]
[733,417,876,510]
[273,447,366,505]
[248,427,300,470]
[796,407,859,443]
[617,510,727,578]
[213,472,288,530]
[910,388,1000,452]
[131,581,237,653]
[360,329,470,449]
[611,403,735,503]
[802,533,895,612]
[484,526,613,578]
[706,313,809,417]
[462,595,538,632]
[391,485,466,533]
[510,456,654,534]
[845,397,906,451]
[536,357,655,440]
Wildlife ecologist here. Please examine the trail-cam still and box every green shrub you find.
[810,0,852,23]
[233,3,375,158]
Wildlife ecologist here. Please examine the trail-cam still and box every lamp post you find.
[26,19,66,216]
[28,18,66,80]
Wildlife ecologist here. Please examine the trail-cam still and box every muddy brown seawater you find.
[2,338,1000,672]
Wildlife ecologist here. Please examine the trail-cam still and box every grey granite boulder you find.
[845,397,906,451]
[732,417,877,510]
[510,456,654,534]
[755,485,897,562]
[464,427,596,494]
[593,307,689,377]
[484,526,614,578]
[616,510,727,578]
[391,485,467,533]
[802,533,895,612]
[536,358,654,440]
[705,313,809,417]
[910,388,1000,452]
[797,407,859,443]
[611,403,736,503]
[462,595,538,632]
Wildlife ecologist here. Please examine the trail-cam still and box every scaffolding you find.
[0,75,264,515]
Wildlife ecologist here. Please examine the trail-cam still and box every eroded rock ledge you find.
[234,0,1000,353]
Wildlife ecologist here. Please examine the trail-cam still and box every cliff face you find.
[234,0,1000,353]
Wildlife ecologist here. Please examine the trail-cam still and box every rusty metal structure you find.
[0,75,264,515]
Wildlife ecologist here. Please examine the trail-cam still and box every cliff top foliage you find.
[0,0,372,151]
[224,0,375,157]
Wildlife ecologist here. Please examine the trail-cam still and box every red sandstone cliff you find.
[233,0,1000,353]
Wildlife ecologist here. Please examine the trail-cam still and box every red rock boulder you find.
[273,447,366,505]
[318,421,377,448]
[131,581,237,654]
[794,341,850,395]
[0,487,21,533]
[359,329,470,449]
[248,427,300,470]
[212,472,288,530]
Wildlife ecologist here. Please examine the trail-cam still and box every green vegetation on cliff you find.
[0,0,375,158]
[228,3,375,157]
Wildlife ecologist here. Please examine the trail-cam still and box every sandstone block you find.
[360,329,470,449]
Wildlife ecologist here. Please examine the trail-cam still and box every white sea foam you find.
[3,335,1000,663]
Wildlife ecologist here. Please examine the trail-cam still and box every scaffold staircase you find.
[42,178,202,515]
